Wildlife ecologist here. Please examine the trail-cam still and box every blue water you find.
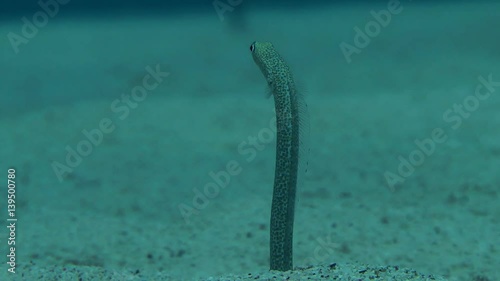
[1,1,499,280]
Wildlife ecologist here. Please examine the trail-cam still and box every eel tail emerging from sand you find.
[250,41,308,271]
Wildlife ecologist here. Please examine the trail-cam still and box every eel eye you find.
[250,42,255,52]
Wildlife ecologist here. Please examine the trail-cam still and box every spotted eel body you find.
[250,41,306,271]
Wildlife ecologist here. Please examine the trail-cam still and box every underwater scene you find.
[1,0,499,280]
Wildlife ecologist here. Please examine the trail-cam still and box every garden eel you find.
[250,41,308,271]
